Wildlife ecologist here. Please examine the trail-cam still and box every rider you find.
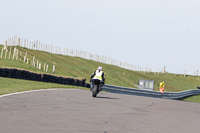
[90,66,105,90]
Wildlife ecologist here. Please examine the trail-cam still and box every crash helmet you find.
[97,66,103,71]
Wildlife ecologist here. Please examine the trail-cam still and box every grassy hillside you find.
[0,44,200,93]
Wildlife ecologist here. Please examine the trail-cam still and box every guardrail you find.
[102,84,200,100]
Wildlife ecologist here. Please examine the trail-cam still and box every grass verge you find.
[0,77,88,95]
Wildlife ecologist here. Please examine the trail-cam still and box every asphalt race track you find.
[0,89,200,133]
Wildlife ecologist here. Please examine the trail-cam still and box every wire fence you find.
[4,35,166,73]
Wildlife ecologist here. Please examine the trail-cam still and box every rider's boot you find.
[90,82,93,91]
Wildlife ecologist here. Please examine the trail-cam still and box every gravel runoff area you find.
[0,88,200,133]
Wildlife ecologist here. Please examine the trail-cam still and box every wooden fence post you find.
[7,38,10,46]
[36,60,39,68]
[52,65,55,73]
[24,55,26,62]
[11,37,14,46]
[21,38,23,47]
[62,48,64,55]
[44,63,46,71]
[27,58,29,64]
[18,38,20,46]
[32,56,35,67]
[9,38,11,46]
[39,42,41,51]
[64,48,66,55]
[10,37,12,46]
[20,52,22,61]
[163,66,165,74]
[16,49,19,60]
[48,45,50,53]
[12,47,16,60]
[36,42,38,50]
[26,40,28,48]
[24,52,27,62]
[184,70,186,77]
[38,41,40,51]
[46,64,48,72]
[197,70,199,77]
[9,47,11,59]
[4,41,7,51]
[29,41,31,49]
[45,44,47,52]
[32,42,34,49]
[51,45,53,53]
[39,63,41,70]
[24,39,26,48]
[5,50,7,59]
[36,40,38,50]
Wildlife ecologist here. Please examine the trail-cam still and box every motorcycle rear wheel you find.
[92,85,98,97]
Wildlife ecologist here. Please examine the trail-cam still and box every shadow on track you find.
[96,96,119,99]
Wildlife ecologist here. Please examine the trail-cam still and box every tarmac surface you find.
[0,89,200,133]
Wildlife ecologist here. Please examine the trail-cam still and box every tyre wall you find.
[0,68,86,87]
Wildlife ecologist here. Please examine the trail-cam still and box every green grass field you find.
[0,45,200,102]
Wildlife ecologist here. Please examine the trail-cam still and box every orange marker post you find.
[159,81,165,94]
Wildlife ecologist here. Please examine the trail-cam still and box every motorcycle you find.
[90,79,104,97]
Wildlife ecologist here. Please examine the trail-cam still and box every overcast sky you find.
[1,0,200,75]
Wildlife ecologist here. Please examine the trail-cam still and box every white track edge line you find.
[0,88,79,98]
